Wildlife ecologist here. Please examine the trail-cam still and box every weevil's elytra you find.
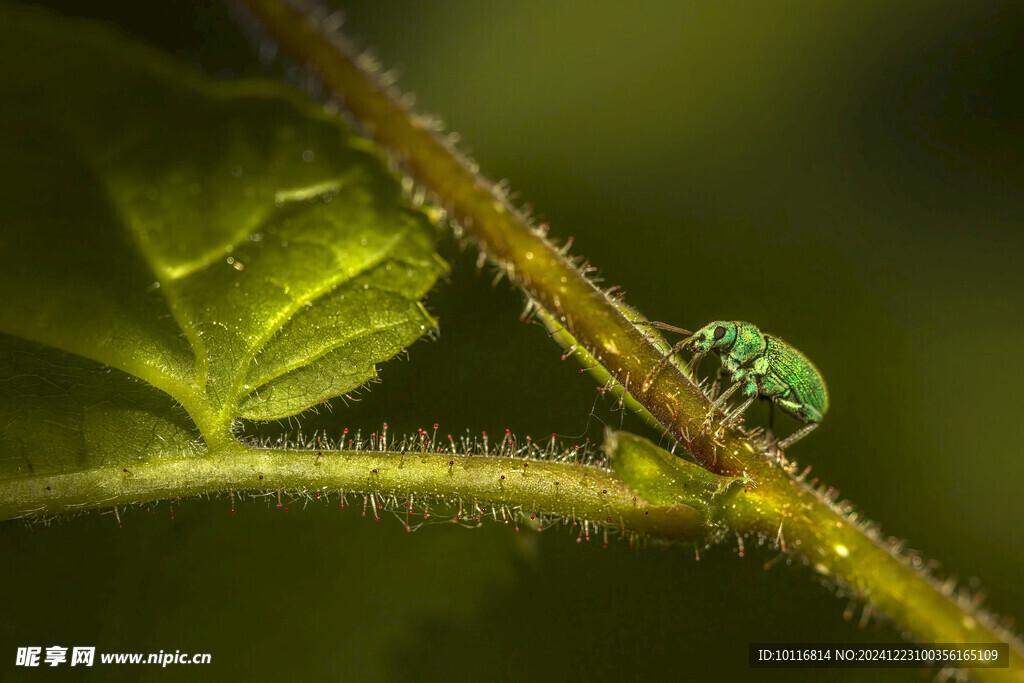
[639,320,828,449]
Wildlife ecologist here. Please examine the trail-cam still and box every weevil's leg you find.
[777,423,818,450]
[700,390,734,434]
[641,337,696,391]
[705,381,740,425]
[722,381,758,426]
[684,351,705,382]
[641,339,684,391]
[722,393,758,427]
[709,364,727,400]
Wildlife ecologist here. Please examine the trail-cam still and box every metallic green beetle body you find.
[638,318,828,448]
[688,320,829,426]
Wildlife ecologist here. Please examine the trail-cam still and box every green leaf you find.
[0,5,445,480]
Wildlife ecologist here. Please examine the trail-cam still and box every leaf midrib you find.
[216,228,407,423]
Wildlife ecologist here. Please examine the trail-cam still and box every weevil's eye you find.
[714,325,727,341]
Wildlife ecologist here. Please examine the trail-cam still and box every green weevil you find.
[639,320,828,450]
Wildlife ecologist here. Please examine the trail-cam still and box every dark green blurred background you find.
[3,1,1023,680]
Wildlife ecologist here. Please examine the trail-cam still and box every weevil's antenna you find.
[633,320,692,336]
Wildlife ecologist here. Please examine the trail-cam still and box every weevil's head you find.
[687,321,737,354]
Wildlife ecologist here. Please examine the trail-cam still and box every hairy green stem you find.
[234,1,1023,678]
[0,443,702,540]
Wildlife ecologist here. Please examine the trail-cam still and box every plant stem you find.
[0,442,703,540]
[234,1,1023,678]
